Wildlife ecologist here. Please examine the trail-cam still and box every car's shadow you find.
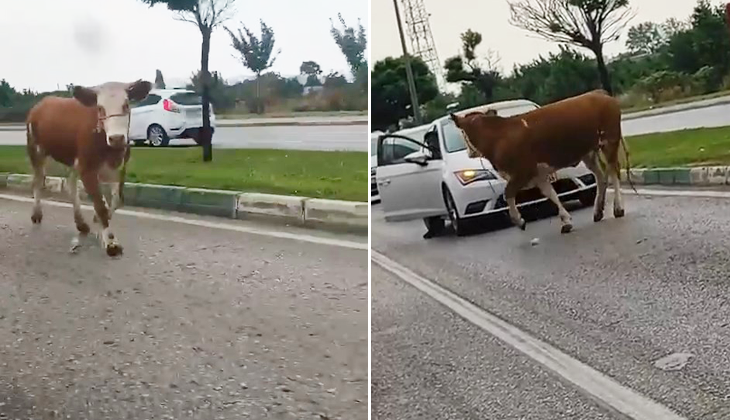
[442,200,589,238]
[132,144,198,149]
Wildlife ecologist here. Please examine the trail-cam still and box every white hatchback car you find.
[129,88,217,147]
[375,99,598,237]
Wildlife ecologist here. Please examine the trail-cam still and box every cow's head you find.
[450,112,489,159]
[73,80,152,149]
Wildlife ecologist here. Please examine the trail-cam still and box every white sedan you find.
[129,88,217,147]
[374,99,598,237]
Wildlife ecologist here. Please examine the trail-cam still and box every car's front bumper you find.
[453,171,597,220]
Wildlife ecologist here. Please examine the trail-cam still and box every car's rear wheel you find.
[147,124,169,147]
[443,187,469,236]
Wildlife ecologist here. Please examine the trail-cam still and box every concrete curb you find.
[0,174,367,234]
[620,166,730,186]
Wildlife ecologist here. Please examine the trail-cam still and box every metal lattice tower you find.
[400,0,444,90]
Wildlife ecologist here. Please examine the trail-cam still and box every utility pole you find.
[392,0,422,125]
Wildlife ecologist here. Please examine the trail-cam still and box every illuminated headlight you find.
[454,169,497,185]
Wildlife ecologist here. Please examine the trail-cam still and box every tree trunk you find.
[200,27,213,162]
[255,73,262,114]
[593,46,613,96]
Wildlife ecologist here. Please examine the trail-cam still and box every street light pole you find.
[392,0,422,125]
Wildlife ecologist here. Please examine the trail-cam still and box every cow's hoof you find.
[518,219,527,231]
[561,223,573,234]
[593,212,604,223]
[106,243,123,257]
[614,208,625,218]
[76,222,90,234]
[31,212,42,224]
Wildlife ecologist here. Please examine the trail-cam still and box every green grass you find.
[0,147,368,202]
[627,126,730,168]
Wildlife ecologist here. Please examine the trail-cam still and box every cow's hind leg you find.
[536,177,573,234]
[80,171,122,257]
[611,159,625,218]
[603,136,626,219]
[28,149,47,224]
[582,151,608,222]
[504,176,532,231]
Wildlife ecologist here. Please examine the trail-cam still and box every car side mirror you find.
[404,151,429,167]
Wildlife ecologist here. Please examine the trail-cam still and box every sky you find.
[372,0,702,85]
[0,0,369,92]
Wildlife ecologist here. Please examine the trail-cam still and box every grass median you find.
[0,146,367,202]
[627,126,730,168]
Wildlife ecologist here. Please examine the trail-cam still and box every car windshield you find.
[442,104,538,153]
[170,92,202,105]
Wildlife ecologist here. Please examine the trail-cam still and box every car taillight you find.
[163,99,180,113]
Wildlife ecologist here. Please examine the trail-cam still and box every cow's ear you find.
[449,113,457,122]
[72,86,97,107]
[126,80,152,102]
[485,109,497,116]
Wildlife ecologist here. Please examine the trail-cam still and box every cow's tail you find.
[620,136,637,194]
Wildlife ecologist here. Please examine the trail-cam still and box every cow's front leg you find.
[536,177,573,234]
[81,171,122,257]
[504,177,530,231]
[67,170,90,253]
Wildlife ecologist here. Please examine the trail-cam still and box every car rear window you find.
[170,92,202,105]
[131,94,161,108]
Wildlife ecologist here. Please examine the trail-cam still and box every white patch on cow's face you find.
[94,85,131,148]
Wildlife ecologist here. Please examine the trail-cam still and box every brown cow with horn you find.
[449,89,633,234]
[26,80,152,256]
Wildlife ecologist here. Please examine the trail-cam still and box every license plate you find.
[548,173,558,183]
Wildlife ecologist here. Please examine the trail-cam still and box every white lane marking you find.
[0,194,366,251]
[621,187,730,199]
[371,250,688,420]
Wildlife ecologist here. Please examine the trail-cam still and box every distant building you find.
[303,85,324,96]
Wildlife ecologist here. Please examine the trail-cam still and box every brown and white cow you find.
[450,89,633,234]
[26,80,152,256]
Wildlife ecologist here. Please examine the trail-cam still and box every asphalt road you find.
[622,102,730,136]
[0,195,368,419]
[0,124,368,152]
[371,191,730,419]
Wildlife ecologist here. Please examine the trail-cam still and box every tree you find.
[330,13,368,77]
[154,69,166,89]
[225,19,279,114]
[508,0,635,95]
[444,29,503,102]
[505,45,600,104]
[0,80,16,108]
[300,61,323,87]
[139,0,236,162]
[188,70,236,110]
[323,71,348,89]
[371,56,438,130]
[626,22,664,55]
